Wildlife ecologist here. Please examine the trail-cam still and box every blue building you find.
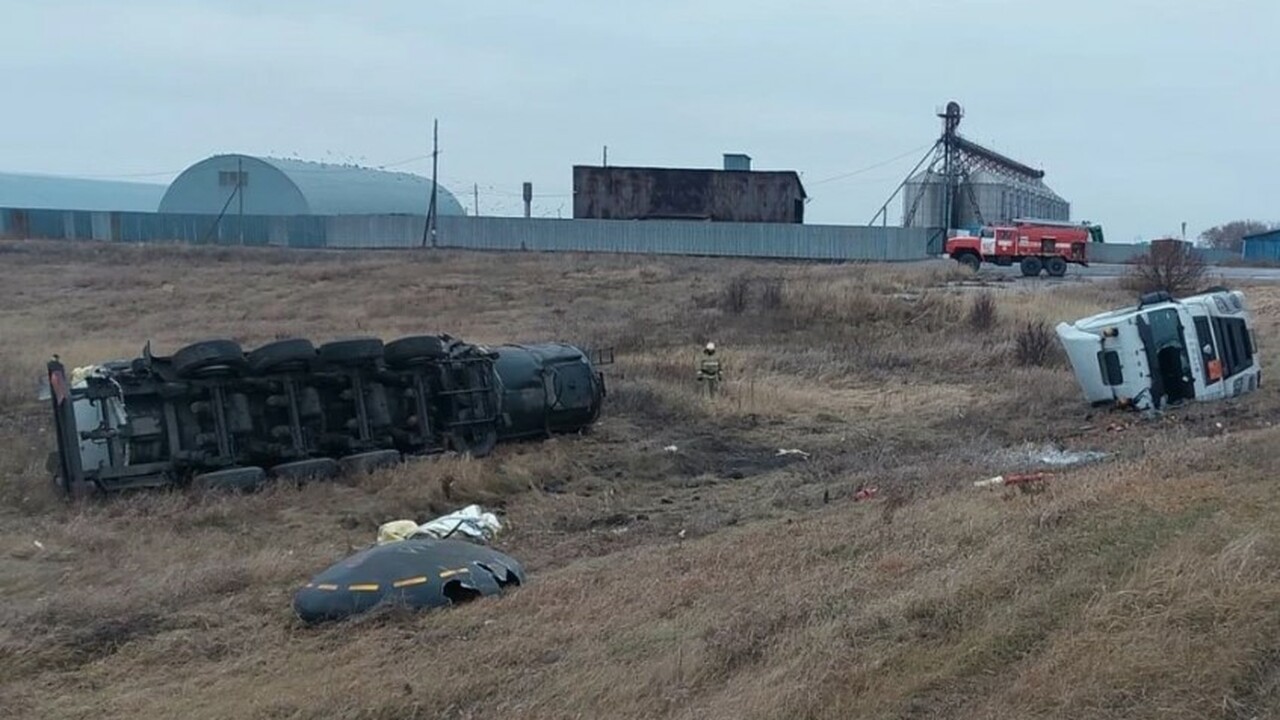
[0,171,165,212]
[158,154,464,216]
[1242,228,1280,263]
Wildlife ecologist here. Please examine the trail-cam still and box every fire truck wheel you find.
[1045,257,1068,277]
[1020,256,1043,277]
[955,253,980,272]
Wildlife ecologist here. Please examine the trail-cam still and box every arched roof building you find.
[158,154,464,216]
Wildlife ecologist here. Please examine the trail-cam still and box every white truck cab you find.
[1056,289,1260,411]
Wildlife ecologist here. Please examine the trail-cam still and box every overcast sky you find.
[3,0,1276,242]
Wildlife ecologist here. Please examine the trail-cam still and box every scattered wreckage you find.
[46,334,608,495]
[1056,288,1260,412]
[294,505,524,624]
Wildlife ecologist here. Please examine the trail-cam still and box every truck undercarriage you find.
[47,334,608,495]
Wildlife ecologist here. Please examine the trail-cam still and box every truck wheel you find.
[192,466,265,493]
[385,335,448,368]
[340,449,402,476]
[1019,257,1043,277]
[271,458,340,483]
[318,338,384,366]
[1045,257,1068,277]
[173,340,246,379]
[955,253,980,272]
[247,338,316,374]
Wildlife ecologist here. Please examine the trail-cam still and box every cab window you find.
[1213,317,1255,378]
[1192,316,1220,382]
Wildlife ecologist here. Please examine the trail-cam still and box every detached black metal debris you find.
[292,536,526,624]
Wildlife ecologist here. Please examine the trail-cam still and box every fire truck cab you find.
[946,219,1104,277]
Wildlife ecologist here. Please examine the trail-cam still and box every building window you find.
[219,170,248,187]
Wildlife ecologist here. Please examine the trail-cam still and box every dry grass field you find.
[2,239,1279,719]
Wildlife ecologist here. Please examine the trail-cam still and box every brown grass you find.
[1,239,1279,719]
[1014,319,1063,367]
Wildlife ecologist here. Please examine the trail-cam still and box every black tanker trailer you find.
[46,334,606,495]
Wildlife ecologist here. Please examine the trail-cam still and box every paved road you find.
[928,258,1280,283]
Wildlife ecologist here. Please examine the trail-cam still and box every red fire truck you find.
[946,219,1105,277]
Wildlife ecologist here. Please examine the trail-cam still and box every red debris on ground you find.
[853,486,880,502]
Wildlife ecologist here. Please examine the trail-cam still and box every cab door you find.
[994,228,1015,257]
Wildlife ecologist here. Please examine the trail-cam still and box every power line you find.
[807,143,935,186]
[376,153,434,169]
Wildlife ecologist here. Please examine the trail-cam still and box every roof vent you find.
[723,153,752,172]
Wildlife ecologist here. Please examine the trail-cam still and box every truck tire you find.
[955,252,980,272]
[1019,257,1043,277]
[247,339,316,374]
[271,458,340,482]
[192,466,265,493]
[173,340,246,379]
[340,449,402,476]
[1139,291,1173,307]
[318,338,384,366]
[1045,256,1068,277]
[385,335,448,368]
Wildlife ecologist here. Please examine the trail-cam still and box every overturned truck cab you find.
[1056,288,1260,412]
[47,334,607,496]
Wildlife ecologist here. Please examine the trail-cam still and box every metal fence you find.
[0,206,943,262]
[8,206,1240,266]
[1087,242,1238,266]
[427,216,940,260]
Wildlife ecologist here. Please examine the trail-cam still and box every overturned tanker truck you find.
[46,334,607,495]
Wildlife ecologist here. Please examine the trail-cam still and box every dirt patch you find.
[670,434,807,480]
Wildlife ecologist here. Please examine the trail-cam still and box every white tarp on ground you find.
[376,505,503,545]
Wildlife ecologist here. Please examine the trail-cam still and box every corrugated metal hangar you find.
[159,154,464,216]
[0,172,165,212]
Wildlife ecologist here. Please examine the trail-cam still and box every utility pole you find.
[473,183,479,217]
[422,119,439,248]
[236,157,244,246]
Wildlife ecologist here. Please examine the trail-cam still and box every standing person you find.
[697,342,722,397]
